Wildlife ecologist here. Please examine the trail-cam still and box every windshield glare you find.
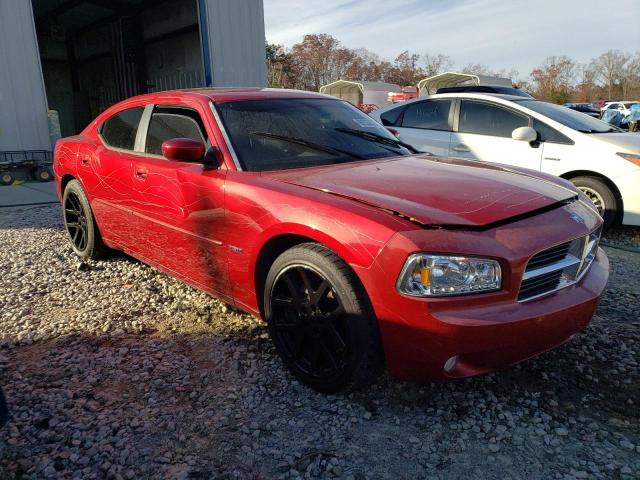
[519,100,617,133]
[215,98,410,171]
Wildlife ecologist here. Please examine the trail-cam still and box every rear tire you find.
[1,172,13,186]
[570,176,618,230]
[62,180,107,260]
[264,243,383,393]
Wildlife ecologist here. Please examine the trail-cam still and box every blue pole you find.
[197,0,213,87]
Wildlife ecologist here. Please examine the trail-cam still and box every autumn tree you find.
[289,34,357,91]
[530,56,576,103]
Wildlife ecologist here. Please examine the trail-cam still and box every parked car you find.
[54,88,608,392]
[388,86,420,103]
[601,101,639,117]
[436,85,533,98]
[371,93,640,229]
[564,102,601,118]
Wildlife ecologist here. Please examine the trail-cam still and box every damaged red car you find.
[54,88,609,392]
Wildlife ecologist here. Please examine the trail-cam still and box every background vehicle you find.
[371,93,640,229]
[319,80,401,111]
[54,88,608,393]
[437,85,533,98]
[601,101,639,117]
[564,102,601,118]
[388,86,420,103]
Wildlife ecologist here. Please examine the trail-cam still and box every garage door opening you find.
[32,0,206,137]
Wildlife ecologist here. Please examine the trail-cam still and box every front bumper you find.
[353,203,609,381]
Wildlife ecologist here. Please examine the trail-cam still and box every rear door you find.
[89,106,145,249]
[391,99,453,155]
[126,103,229,296]
[450,99,543,170]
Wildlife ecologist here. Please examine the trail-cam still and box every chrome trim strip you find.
[209,100,242,171]
[522,254,580,281]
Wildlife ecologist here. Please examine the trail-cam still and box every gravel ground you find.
[0,204,638,480]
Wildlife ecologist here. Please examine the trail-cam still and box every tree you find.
[530,56,576,103]
[289,34,357,91]
[382,50,424,86]
[266,43,294,88]
[421,53,453,77]
[590,50,630,99]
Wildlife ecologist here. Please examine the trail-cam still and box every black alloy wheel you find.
[64,191,89,252]
[270,265,350,379]
[264,243,383,393]
[62,180,107,259]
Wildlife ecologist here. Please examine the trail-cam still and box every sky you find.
[264,0,640,80]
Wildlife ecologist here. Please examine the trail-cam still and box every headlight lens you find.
[616,152,640,166]
[397,254,501,297]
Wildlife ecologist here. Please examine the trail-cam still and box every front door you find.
[450,99,543,171]
[126,104,228,297]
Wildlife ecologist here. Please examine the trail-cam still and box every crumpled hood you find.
[264,155,578,228]
[588,132,640,153]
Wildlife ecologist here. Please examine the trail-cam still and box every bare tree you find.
[590,50,630,99]
[421,53,453,77]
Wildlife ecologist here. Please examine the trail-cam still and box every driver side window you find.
[458,100,528,137]
[144,106,208,156]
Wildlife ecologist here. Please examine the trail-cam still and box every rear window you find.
[100,107,144,150]
[401,100,451,130]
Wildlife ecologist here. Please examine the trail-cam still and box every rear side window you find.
[533,119,573,144]
[100,107,144,150]
[145,107,207,156]
[459,100,528,137]
[401,100,452,130]
[380,107,405,126]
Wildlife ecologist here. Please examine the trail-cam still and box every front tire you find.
[62,180,107,260]
[264,243,383,393]
[570,176,618,230]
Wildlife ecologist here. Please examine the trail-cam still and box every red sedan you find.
[54,88,609,392]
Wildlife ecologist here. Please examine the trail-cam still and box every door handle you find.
[80,158,90,166]
[134,167,148,179]
[452,144,470,153]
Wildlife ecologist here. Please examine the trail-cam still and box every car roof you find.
[129,88,333,103]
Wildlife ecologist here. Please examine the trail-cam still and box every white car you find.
[601,101,639,117]
[371,93,640,229]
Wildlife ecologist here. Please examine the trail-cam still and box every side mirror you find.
[162,138,206,162]
[512,126,538,143]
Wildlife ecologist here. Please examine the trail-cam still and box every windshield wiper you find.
[578,128,620,134]
[334,127,420,154]
[250,132,366,159]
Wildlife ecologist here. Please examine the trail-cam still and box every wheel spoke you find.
[311,280,330,306]
[281,272,305,312]
[325,323,347,350]
[318,339,339,370]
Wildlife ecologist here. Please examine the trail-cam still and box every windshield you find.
[214,98,410,171]
[519,100,619,133]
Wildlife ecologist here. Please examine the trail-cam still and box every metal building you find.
[0,0,267,155]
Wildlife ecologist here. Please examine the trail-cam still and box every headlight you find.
[397,254,501,297]
[616,152,640,166]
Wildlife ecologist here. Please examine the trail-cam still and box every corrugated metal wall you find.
[201,0,267,87]
[0,1,51,151]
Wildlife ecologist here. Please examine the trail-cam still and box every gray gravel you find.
[0,204,638,480]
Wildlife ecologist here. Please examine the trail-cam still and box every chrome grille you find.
[518,228,601,302]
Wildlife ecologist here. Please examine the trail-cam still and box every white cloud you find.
[264,0,640,77]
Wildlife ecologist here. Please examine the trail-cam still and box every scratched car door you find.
[127,104,228,296]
